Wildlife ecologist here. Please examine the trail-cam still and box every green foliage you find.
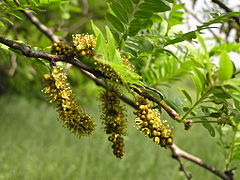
[106,0,172,43]
[219,52,233,81]
[102,6,240,171]
[140,54,193,87]
[0,96,231,180]
[180,88,192,105]
[0,0,105,96]
[167,3,184,30]
[0,0,67,27]
[164,12,240,46]
[201,117,216,137]
[3,0,67,7]
[210,42,240,55]
[92,22,143,85]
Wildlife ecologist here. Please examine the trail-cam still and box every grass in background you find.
[0,95,238,180]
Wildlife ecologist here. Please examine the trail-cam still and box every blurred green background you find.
[1,93,236,180]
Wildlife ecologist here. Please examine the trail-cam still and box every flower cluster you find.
[51,34,96,57]
[99,85,127,158]
[52,41,74,56]
[121,55,135,72]
[133,97,173,147]
[42,66,95,137]
[94,61,122,84]
[72,34,96,56]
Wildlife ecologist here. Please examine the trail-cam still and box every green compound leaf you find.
[134,10,153,19]
[168,3,184,29]
[210,42,240,55]
[91,22,108,60]
[139,1,170,13]
[180,88,192,104]
[129,19,152,36]
[119,0,133,13]
[164,12,240,46]
[111,62,143,85]
[91,23,143,85]
[106,0,171,43]
[192,67,206,98]
[125,36,154,54]
[106,26,117,62]
[219,52,233,81]
[192,75,202,99]
[109,0,128,23]
[0,0,67,28]
[132,0,140,4]
[199,12,240,28]
[201,117,215,137]
[165,0,174,3]
[5,0,67,6]
[106,13,125,33]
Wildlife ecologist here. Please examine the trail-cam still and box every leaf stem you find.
[186,115,212,119]
[180,88,212,122]
[192,120,218,124]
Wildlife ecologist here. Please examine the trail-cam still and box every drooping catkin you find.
[52,41,74,56]
[99,84,127,158]
[133,97,173,147]
[94,61,123,84]
[121,55,136,72]
[72,34,96,56]
[42,66,95,137]
[51,34,96,57]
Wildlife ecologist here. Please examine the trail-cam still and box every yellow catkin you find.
[121,55,136,72]
[42,66,95,137]
[72,34,96,56]
[99,84,127,158]
[52,41,74,56]
[133,97,173,147]
[94,61,122,84]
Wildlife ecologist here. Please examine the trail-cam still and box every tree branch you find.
[80,70,138,109]
[0,37,97,74]
[13,0,61,42]
[0,36,233,180]
[212,0,233,13]
[172,153,192,180]
[170,144,232,180]
[0,36,177,119]
[211,0,240,27]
